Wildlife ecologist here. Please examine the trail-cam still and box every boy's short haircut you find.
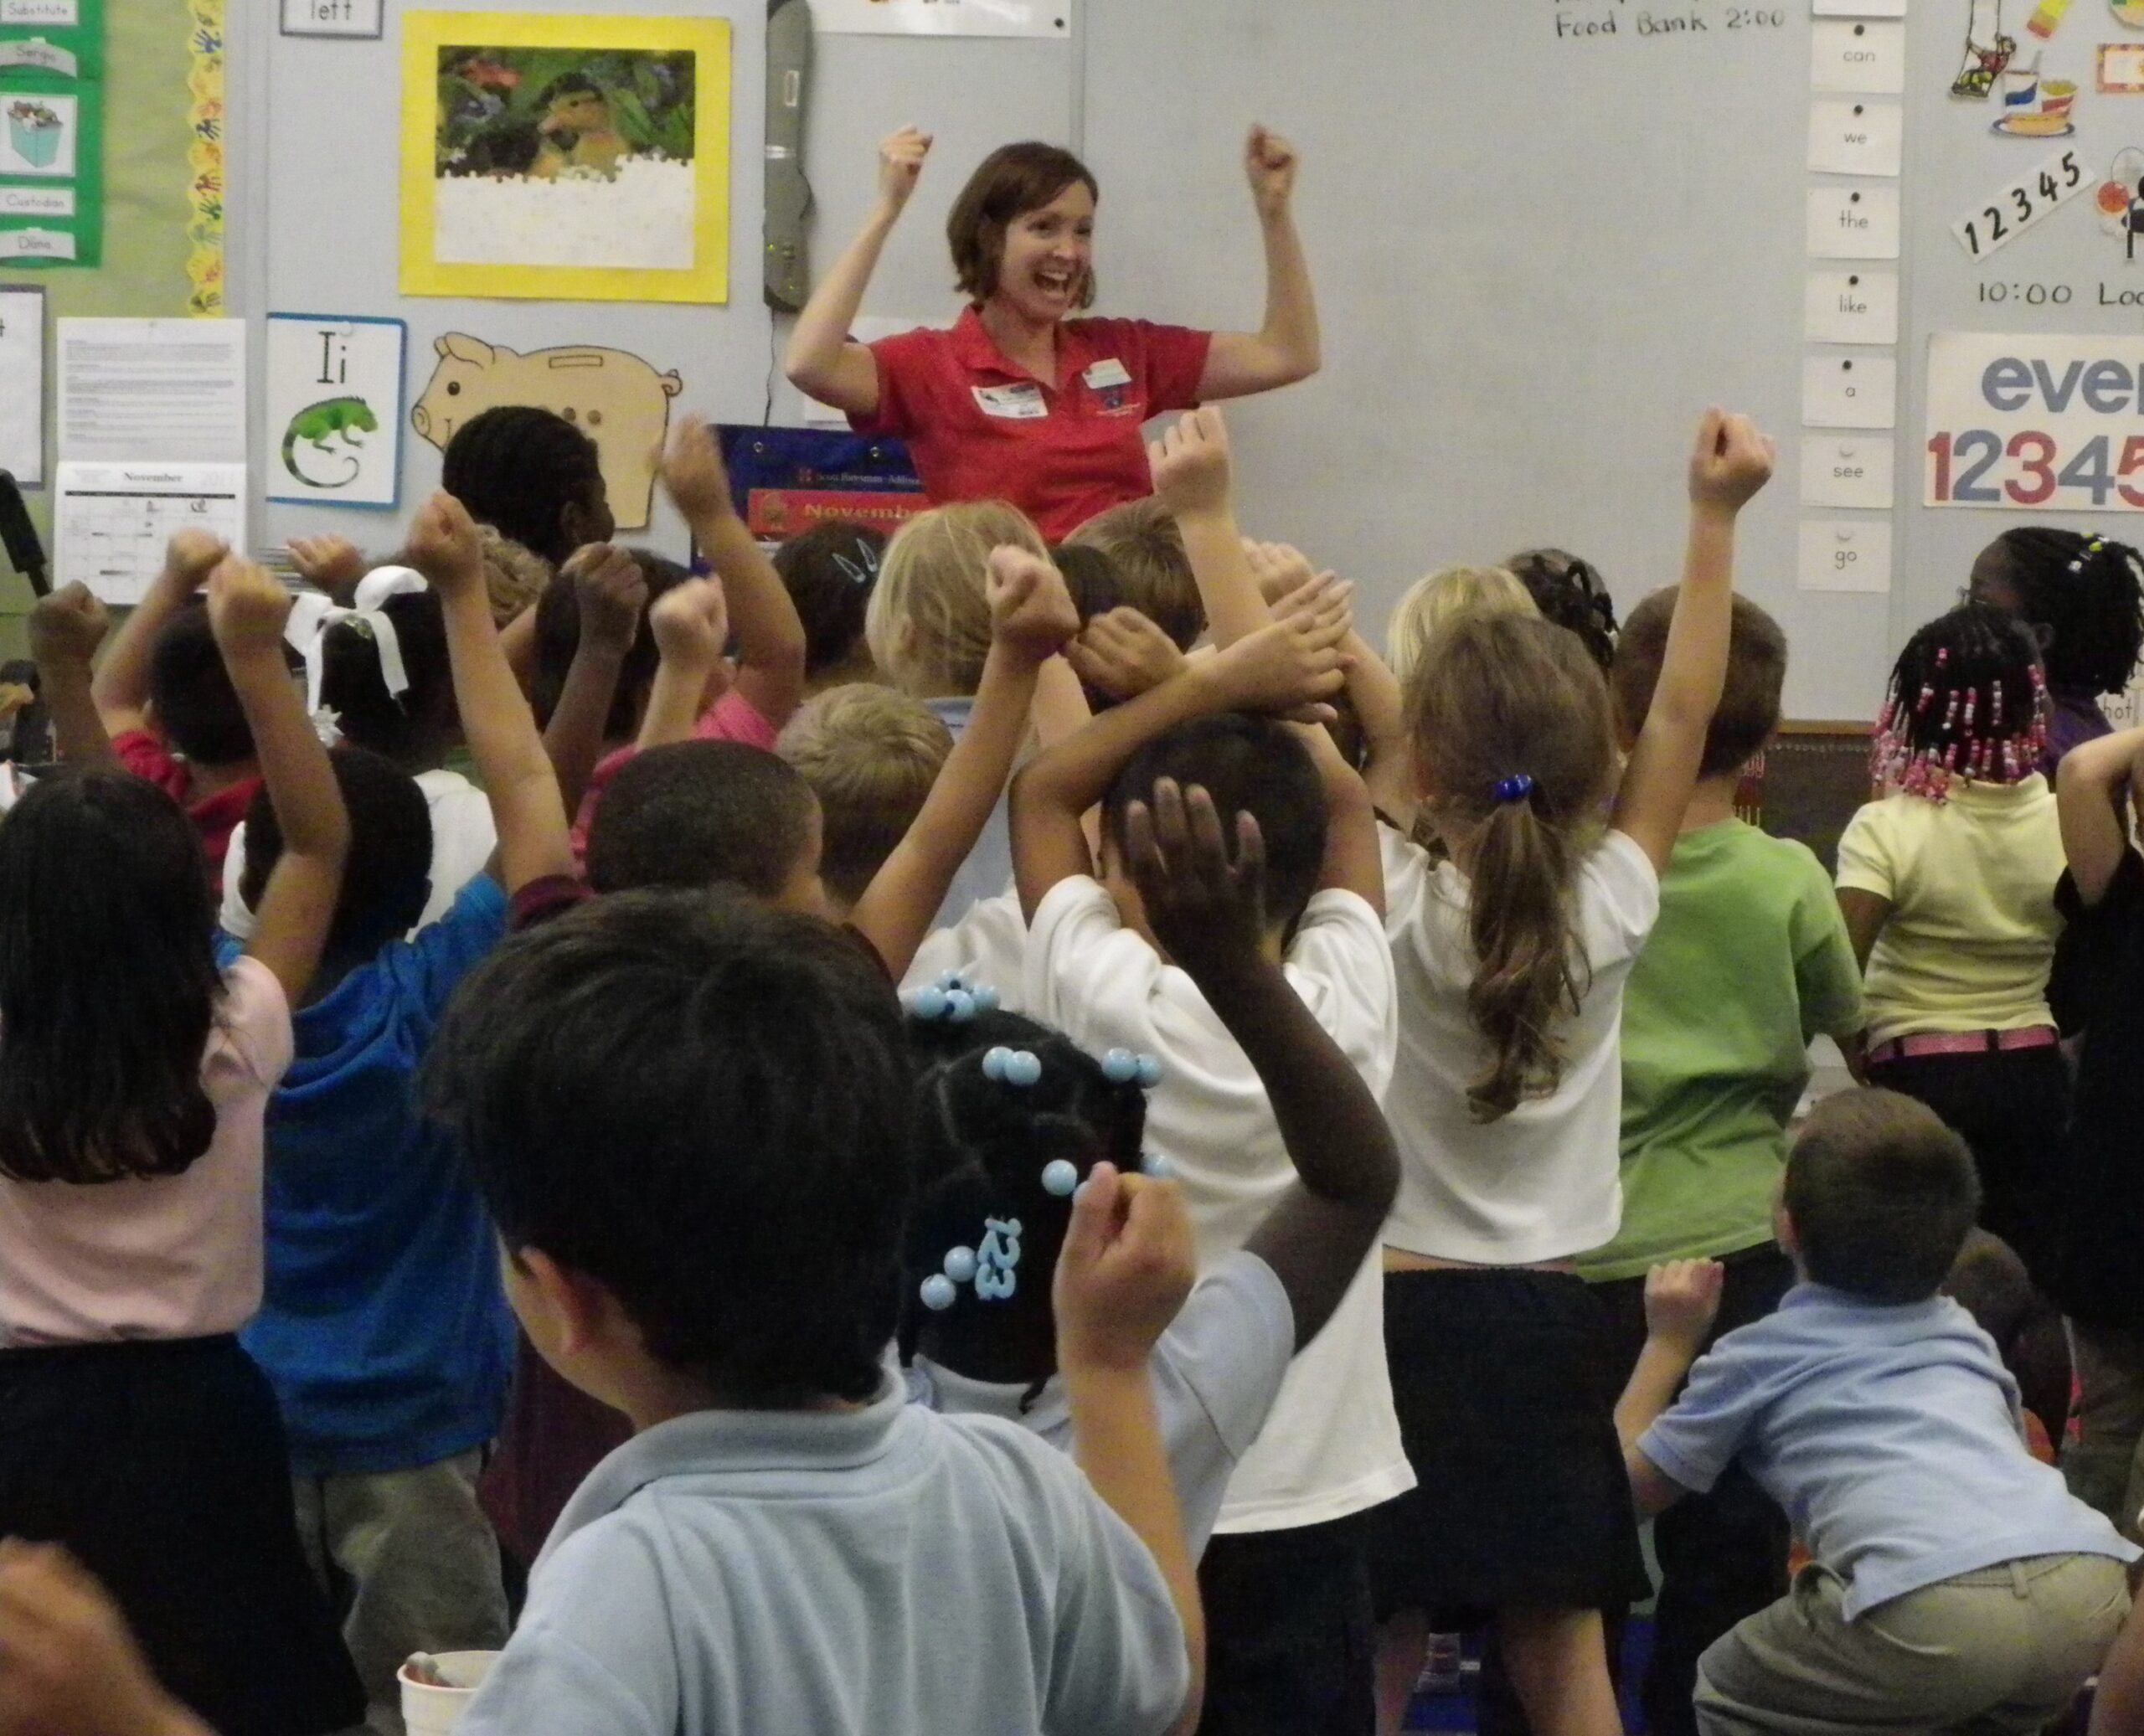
[773,519,886,680]
[1612,589,1788,779]
[1064,499,1204,651]
[422,888,915,1407]
[1105,714,1327,929]
[1784,1089,1981,1305]
[586,739,819,899]
[866,501,1047,698]
[242,745,432,960]
[1050,543,1128,625]
[148,600,255,766]
[777,685,951,908]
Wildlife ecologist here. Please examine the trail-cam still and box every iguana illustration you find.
[281,396,379,489]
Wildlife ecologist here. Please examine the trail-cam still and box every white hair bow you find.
[283,564,430,735]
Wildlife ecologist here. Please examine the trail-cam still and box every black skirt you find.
[0,1334,363,1736]
[1369,1267,1650,1623]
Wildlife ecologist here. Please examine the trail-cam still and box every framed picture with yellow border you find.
[399,11,729,304]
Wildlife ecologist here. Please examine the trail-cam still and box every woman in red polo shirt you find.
[785,126,1319,543]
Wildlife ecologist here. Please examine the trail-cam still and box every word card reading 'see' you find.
[1803,354,1899,430]
[1805,270,1900,344]
[1811,21,1906,95]
[1798,522,1894,595]
[1801,436,1896,511]
[1808,101,1904,178]
[1807,185,1901,260]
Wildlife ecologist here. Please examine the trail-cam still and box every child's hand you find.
[1211,573,1352,717]
[657,414,735,526]
[1067,606,1186,701]
[1123,777,1267,971]
[28,581,109,667]
[563,543,648,652]
[1244,123,1300,219]
[204,555,292,659]
[1053,1162,1196,1376]
[987,546,1080,666]
[160,528,229,597]
[1243,538,1325,607]
[877,125,933,214]
[0,1541,206,1736]
[286,534,366,600]
[1147,407,1234,521]
[404,492,485,596]
[1644,1259,1725,1357]
[1688,409,1776,513]
[648,576,730,669]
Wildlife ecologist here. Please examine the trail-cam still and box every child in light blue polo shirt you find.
[1619,1088,2136,1736]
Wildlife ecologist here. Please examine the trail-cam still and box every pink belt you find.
[1867,1026,2058,1067]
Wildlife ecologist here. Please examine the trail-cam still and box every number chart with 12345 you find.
[1925,332,2144,511]
[1953,147,2093,259]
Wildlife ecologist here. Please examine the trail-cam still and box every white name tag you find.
[972,383,1047,420]
[1082,358,1132,389]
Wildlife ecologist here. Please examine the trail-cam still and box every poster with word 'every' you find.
[1926,332,2144,511]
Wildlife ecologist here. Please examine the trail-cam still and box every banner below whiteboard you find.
[810,0,1069,38]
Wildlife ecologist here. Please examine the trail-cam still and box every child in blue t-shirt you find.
[229,492,581,1733]
[1620,1089,2136,1736]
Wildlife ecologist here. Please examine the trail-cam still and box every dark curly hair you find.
[1974,528,2144,699]
[1873,601,2047,800]
[1507,548,1619,673]
[441,405,606,569]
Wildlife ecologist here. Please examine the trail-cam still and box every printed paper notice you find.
[0,285,44,485]
[57,317,245,464]
[55,461,245,604]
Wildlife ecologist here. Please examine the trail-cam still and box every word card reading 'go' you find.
[1955,147,2093,258]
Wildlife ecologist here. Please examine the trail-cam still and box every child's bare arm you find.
[1610,411,1775,873]
[1149,409,1268,648]
[851,548,1078,976]
[662,415,808,733]
[1054,1166,1205,1736]
[638,578,731,751]
[210,557,348,1005]
[0,1542,214,1736]
[1011,605,1351,921]
[286,534,368,603]
[407,493,576,894]
[541,545,647,817]
[88,530,227,739]
[1126,780,1398,1347]
[1617,1260,1721,1519]
[2057,726,2144,908]
[28,584,114,765]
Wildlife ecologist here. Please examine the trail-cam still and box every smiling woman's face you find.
[992,181,1096,324]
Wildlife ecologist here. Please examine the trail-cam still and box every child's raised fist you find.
[1147,407,1235,520]
[987,545,1080,665]
[1066,606,1186,702]
[204,555,292,657]
[285,534,366,600]
[877,126,933,213]
[657,415,735,525]
[405,492,485,595]
[1243,538,1326,608]
[1688,409,1776,513]
[28,581,108,667]
[1053,1162,1196,1377]
[1244,124,1301,219]
[1643,1258,1726,1357]
[562,543,649,651]
[648,575,730,668]
[161,528,229,595]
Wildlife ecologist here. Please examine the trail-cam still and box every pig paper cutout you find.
[410,332,685,531]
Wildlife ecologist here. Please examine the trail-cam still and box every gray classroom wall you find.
[229,3,2144,723]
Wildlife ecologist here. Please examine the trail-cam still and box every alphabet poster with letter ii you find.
[1925,332,2144,511]
[264,313,405,508]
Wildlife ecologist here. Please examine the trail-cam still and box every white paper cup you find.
[399,1651,500,1736]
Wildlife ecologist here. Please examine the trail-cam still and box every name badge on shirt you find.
[972,383,1047,420]
[1082,358,1133,390]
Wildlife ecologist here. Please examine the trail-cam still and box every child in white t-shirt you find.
[1368,410,1776,1736]
[1013,408,1408,1733]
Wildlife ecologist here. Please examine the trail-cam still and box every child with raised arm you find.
[1013,420,1405,1736]
[906,775,1400,1557]
[230,492,582,1733]
[1620,1090,2135,1736]
[420,889,1203,1736]
[1366,407,1773,1736]
[0,557,361,1736]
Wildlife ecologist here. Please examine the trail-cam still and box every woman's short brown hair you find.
[946,142,1099,307]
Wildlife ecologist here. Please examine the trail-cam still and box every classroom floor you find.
[1403,1622,1656,1732]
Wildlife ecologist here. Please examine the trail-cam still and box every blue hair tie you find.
[1492,774,1535,805]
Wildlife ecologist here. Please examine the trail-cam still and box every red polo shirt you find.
[850,307,1211,542]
